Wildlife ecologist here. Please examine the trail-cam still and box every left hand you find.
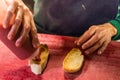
[2,0,40,48]
[75,23,117,55]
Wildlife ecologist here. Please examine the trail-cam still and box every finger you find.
[81,32,103,49]
[15,10,31,47]
[97,39,111,55]
[3,1,18,29]
[75,26,96,46]
[31,17,40,48]
[84,38,104,55]
[7,6,23,40]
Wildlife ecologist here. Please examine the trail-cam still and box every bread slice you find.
[29,44,49,75]
[63,48,84,73]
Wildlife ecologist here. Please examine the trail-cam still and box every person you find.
[2,0,120,55]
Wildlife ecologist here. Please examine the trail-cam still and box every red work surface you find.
[0,1,120,79]
[0,34,120,80]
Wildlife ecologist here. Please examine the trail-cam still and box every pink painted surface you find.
[0,33,120,80]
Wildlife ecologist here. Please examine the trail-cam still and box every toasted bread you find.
[29,44,49,75]
[63,48,84,73]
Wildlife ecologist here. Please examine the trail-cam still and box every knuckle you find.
[12,0,18,6]
[24,8,32,16]
[24,25,30,32]
[34,35,38,40]
[89,25,98,30]
[87,42,92,47]
[32,28,37,33]
[7,7,14,14]
[16,18,22,23]
[94,34,99,40]
[18,5,24,11]
[24,7,30,13]
[16,15,22,20]
[89,25,95,29]
[99,46,106,53]
[96,33,102,40]
[86,49,93,54]
[7,1,18,13]
[97,41,103,46]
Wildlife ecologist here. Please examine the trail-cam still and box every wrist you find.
[104,23,117,37]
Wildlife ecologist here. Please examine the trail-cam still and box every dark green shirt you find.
[34,0,120,40]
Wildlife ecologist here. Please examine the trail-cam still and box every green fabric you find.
[109,1,120,40]
[109,20,120,40]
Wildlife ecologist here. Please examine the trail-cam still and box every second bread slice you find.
[63,48,84,73]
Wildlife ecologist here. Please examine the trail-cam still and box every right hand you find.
[75,23,117,55]
[2,0,40,48]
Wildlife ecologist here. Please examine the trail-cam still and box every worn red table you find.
[0,1,120,79]
[0,33,120,80]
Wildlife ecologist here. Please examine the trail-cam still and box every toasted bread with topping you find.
[29,44,49,75]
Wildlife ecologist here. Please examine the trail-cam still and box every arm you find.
[74,4,119,55]
[75,23,117,55]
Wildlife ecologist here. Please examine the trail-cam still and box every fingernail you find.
[7,35,12,40]
[85,51,89,54]
[16,43,20,47]
[33,44,39,48]
[82,45,86,49]
[3,25,7,29]
[15,41,21,47]
[33,45,36,48]
[77,42,80,45]
[75,41,80,45]
[74,41,77,44]
[98,51,102,55]
[7,34,13,40]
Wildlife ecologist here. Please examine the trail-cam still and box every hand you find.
[2,0,39,48]
[75,23,117,55]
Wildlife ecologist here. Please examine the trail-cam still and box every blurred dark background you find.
[23,0,34,12]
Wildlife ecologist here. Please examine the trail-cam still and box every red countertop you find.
[0,1,120,79]
[0,34,120,80]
